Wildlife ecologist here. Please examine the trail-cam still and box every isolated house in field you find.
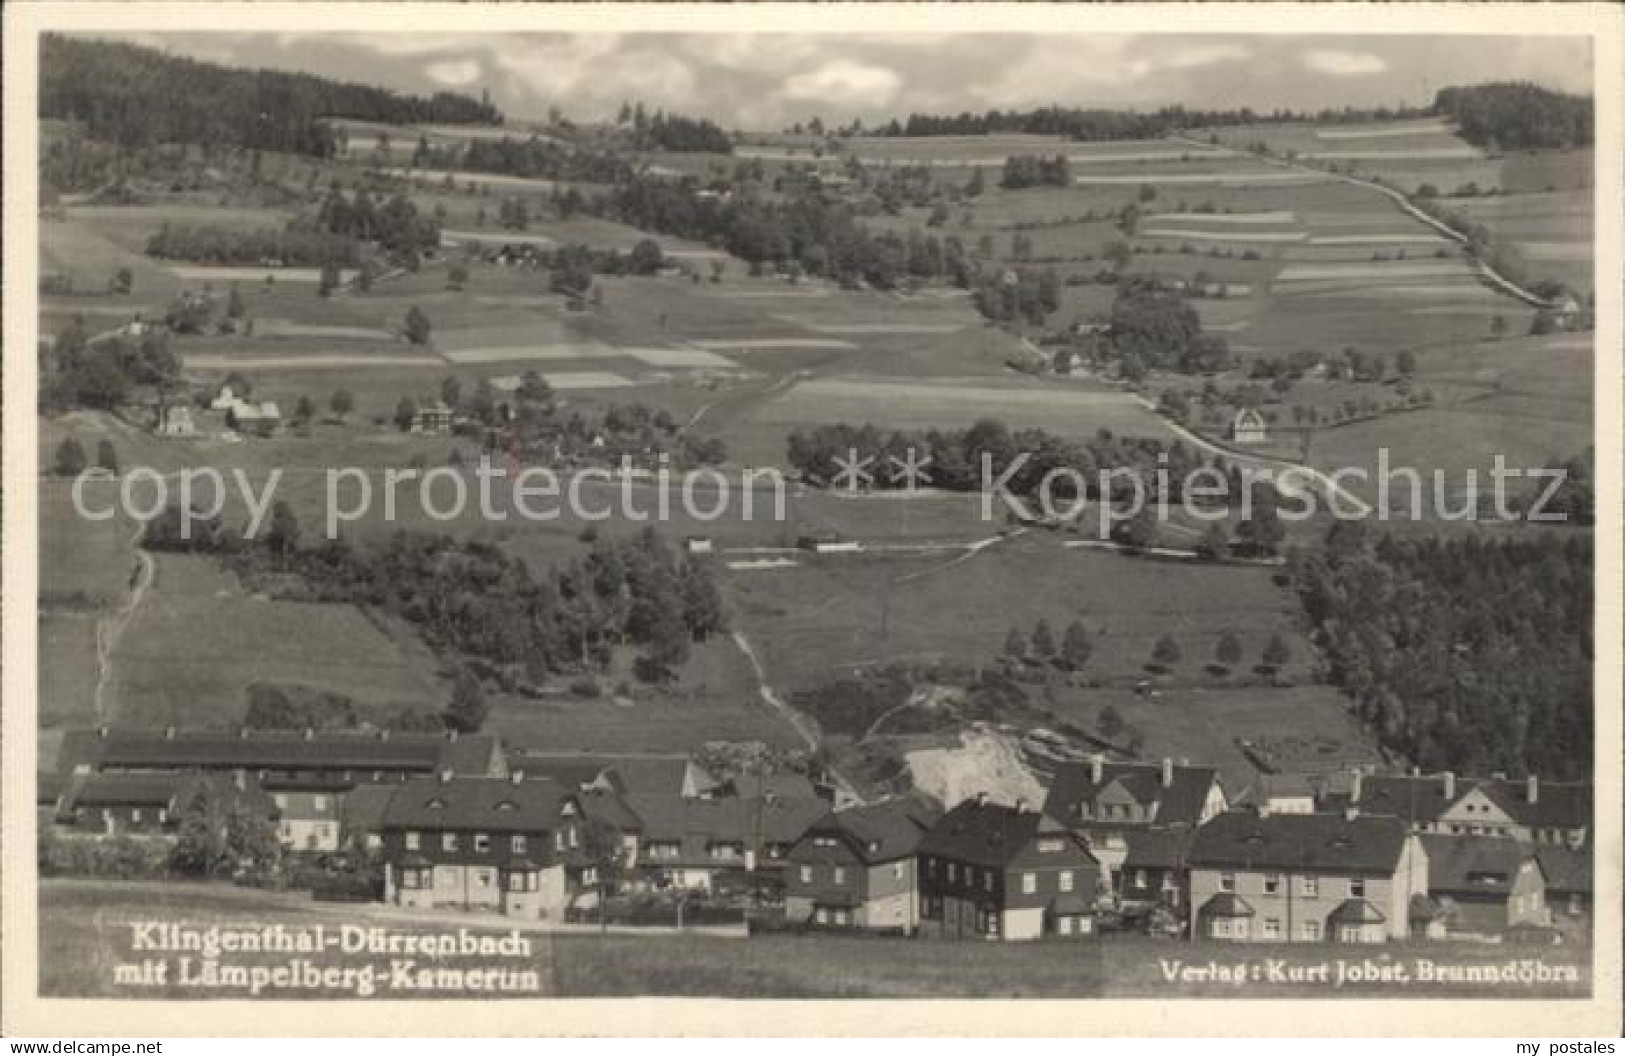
[1042,756,1226,884]
[1420,834,1549,941]
[1229,407,1267,444]
[685,535,715,555]
[55,727,506,854]
[228,401,282,437]
[784,796,941,932]
[917,796,1101,941]
[1187,809,1428,944]
[1346,771,1591,850]
[154,402,196,438]
[379,773,578,918]
[411,399,454,434]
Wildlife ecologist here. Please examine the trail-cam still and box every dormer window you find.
[427,798,446,810]
[495,800,515,812]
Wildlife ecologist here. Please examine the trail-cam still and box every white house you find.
[1229,407,1267,444]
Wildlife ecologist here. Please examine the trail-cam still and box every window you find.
[400,867,430,890]
[1133,869,1148,890]
[978,908,1001,936]
[274,794,288,810]
[1350,877,1366,898]
[1213,918,1230,939]
[1300,877,1318,898]
[555,831,565,851]
[815,908,830,924]
[405,831,421,851]
[158,808,168,824]
[569,826,578,848]
[1264,873,1281,895]
[985,871,994,893]
[833,866,846,884]
[1022,872,1037,895]
[474,832,490,853]
[1060,870,1075,893]
[442,832,458,852]
[583,867,598,886]
[1232,919,1250,940]
[131,809,142,823]
[800,865,813,884]
[1301,920,1320,941]
[1262,917,1281,940]
[1059,916,1074,936]
[947,862,957,884]
[893,862,906,881]
[511,834,527,855]
[833,909,849,927]
[923,895,943,920]
[313,795,328,812]
[1220,872,1235,892]
[505,870,537,893]
[1038,838,1064,853]
[925,857,936,878]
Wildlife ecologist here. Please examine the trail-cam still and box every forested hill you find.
[39,34,502,156]
[870,102,1433,140]
[1433,82,1593,150]
[1295,528,1592,781]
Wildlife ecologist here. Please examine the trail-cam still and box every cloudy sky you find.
[107,32,1592,129]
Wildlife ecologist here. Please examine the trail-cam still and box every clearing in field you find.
[165,265,358,285]
[181,352,443,371]
[541,371,635,389]
[1147,210,1297,224]
[1314,120,1453,140]
[755,376,1172,437]
[106,554,443,727]
[690,337,858,351]
[1305,147,1483,161]
[623,347,740,369]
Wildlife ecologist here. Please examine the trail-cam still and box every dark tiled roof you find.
[1421,834,1543,896]
[797,796,940,864]
[1355,775,1591,831]
[1199,892,1255,918]
[57,772,276,822]
[578,788,642,832]
[726,771,821,801]
[1043,760,1219,827]
[38,773,64,806]
[380,776,573,833]
[340,783,401,835]
[1410,893,1445,922]
[626,794,827,867]
[1123,826,1195,870]
[58,728,502,778]
[1189,811,1411,873]
[1328,898,1386,924]
[917,799,1079,869]
[1533,845,1592,895]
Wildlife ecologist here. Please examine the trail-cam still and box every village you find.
[40,724,1593,949]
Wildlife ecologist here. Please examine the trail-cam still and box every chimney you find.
[975,791,989,807]
[303,727,315,741]
[447,729,460,743]
[233,768,247,791]
[1526,774,1539,804]
[1257,801,1271,818]
[1343,805,1359,822]
[164,726,176,740]
[1014,797,1028,814]
[1350,768,1363,804]
[97,726,109,739]
[438,768,454,784]
[378,729,390,742]
[1411,765,1421,777]
[1161,758,1173,788]
[1442,771,1455,800]
[511,769,525,785]
[1089,754,1104,784]
[1491,771,1507,781]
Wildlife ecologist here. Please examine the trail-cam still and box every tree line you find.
[870,102,1433,140]
[1433,82,1593,151]
[1294,525,1592,780]
[40,34,499,157]
[145,512,727,687]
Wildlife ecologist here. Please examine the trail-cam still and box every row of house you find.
[44,728,1593,945]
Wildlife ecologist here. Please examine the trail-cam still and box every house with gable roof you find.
[917,795,1102,941]
[784,796,940,932]
[1042,755,1226,887]
[1347,770,1590,849]
[1188,808,1428,944]
[1420,833,1550,941]
[379,772,580,918]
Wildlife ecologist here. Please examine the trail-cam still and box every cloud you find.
[781,60,903,108]
[426,60,482,88]
[1159,43,1252,70]
[1302,49,1387,76]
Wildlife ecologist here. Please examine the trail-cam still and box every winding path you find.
[93,527,154,722]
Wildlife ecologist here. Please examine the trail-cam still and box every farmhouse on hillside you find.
[1229,407,1268,444]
